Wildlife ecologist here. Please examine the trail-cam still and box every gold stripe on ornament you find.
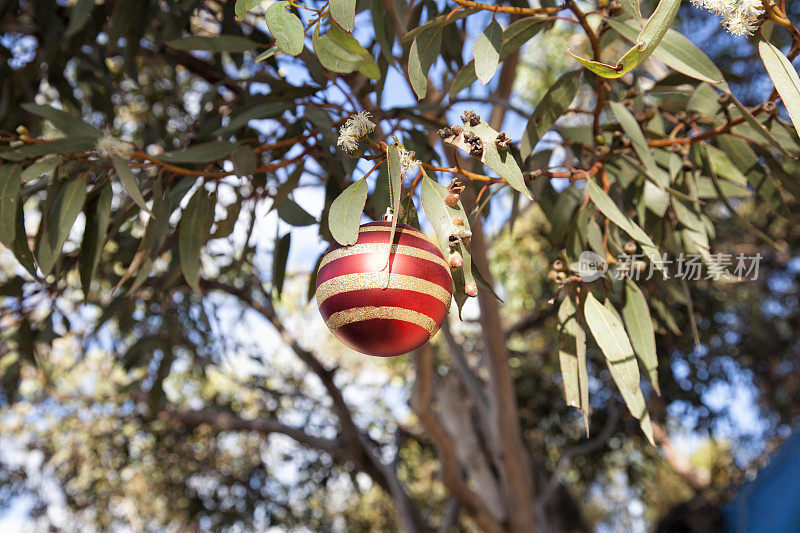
[317,272,451,307]
[326,306,438,336]
[319,243,449,271]
[358,224,430,241]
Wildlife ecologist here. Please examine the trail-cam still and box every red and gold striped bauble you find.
[316,221,452,357]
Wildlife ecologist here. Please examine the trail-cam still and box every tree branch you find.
[411,346,505,533]
[158,402,344,457]
[201,278,429,533]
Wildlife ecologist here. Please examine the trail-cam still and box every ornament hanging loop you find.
[383,207,394,222]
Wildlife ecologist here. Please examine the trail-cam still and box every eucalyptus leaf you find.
[607,19,727,88]
[21,104,102,139]
[159,142,235,163]
[759,39,800,140]
[520,70,581,159]
[330,0,356,33]
[558,289,590,433]
[112,154,152,215]
[473,20,502,85]
[166,36,259,53]
[80,183,113,296]
[231,145,259,177]
[0,165,21,248]
[408,22,443,99]
[312,26,364,74]
[329,177,368,246]
[20,156,60,183]
[272,232,291,297]
[64,0,96,37]
[1,138,97,161]
[36,178,87,275]
[568,0,680,79]
[420,174,473,315]
[622,279,659,395]
[265,1,305,56]
[277,198,317,227]
[179,187,215,292]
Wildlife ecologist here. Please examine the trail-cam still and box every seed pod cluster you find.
[495,131,510,151]
[462,131,484,157]
[461,110,480,126]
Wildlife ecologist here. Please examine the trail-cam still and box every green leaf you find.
[463,120,531,200]
[609,101,669,186]
[211,201,241,239]
[379,145,404,270]
[619,0,642,26]
[728,93,790,155]
[450,18,546,98]
[111,153,152,215]
[702,145,747,186]
[408,22,443,99]
[312,26,364,74]
[586,180,655,248]
[0,165,21,248]
[272,232,291,297]
[584,293,639,394]
[759,39,800,140]
[622,279,659,395]
[473,19,502,85]
[401,7,476,44]
[166,36,259,53]
[607,19,727,88]
[558,290,590,433]
[371,0,395,64]
[22,104,102,139]
[12,203,37,278]
[179,187,214,292]
[214,102,287,134]
[235,0,262,20]
[420,174,473,315]
[277,198,317,226]
[568,0,680,79]
[328,177,368,246]
[330,0,356,32]
[231,145,259,177]
[520,70,581,159]
[80,183,113,296]
[266,1,305,56]
[36,178,87,275]
[1,137,96,161]
[159,141,235,163]
[327,22,380,80]
[20,156,60,183]
[254,46,280,63]
[584,292,655,445]
[64,0,96,37]
[687,83,721,115]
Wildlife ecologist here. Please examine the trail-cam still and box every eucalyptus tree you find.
[1,0,800,531]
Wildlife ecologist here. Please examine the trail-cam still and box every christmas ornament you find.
[316,221,452,357]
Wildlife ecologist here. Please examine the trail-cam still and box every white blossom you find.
[336,111,376,154]
[95,135,133,159]
[343,111,376,138]
[336,130,360,154]
[690,0,770,37]
[397,145,418,175]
